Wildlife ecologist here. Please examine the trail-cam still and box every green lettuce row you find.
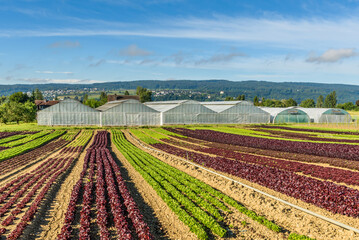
[0,130,65,162]
[60,130,80,141]
[1,130,51,147]
[129,129,162,144]
[66,130,93,147]
[152,127,188,138]
[0,134,27,145]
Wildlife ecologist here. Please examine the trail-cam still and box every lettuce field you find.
[0,124,359,239]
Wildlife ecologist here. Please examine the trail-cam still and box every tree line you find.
[248,91,358,110]
[0,89,43,124]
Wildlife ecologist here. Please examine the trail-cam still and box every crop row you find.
[150,140,359,218]
[0,132,24,140]
[0,130,95,238]
[251,127,359,143]
[0,135,27,145]
[58,131,152,240]
[0,130,65,162]
[0,138,68,176]
[168,128,359,161]
[143,127,359,174]
[0,130,51,148]
[142,128,359,187]
[0,131,40,145]
[256,125,359,135]
[116,130,284,239]
[60,130,80,141]
[191,125,359,145]
[60,130,93,154]
[158,136,359,187]
[0,154,76,238]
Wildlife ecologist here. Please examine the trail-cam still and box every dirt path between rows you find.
[125,130,359,240]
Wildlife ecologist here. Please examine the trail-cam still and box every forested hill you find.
[1,80,359,103]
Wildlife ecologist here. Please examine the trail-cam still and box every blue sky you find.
[1,0,359,85]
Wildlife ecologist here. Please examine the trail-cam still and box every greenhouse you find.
[298,108,352,123]
[200,101,270,124]
[37,98,100,126]
[260,107,310,124]
[97,99,160,126]
[145,100,217,125]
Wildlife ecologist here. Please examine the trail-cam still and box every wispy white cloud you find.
[119,44,152,56]
[20,78,102,84]
[35,70,74,74]
[306,48,358,63]
[1,16,359,50]
[195,51,247,65]
[48,41,81,48]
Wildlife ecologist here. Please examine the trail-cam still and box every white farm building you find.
[298,108,352,123]
[37,98,100,126]
[37,99,351,126]
[96,99,160,126]
[144,100,217,125]
[201,101,270,124]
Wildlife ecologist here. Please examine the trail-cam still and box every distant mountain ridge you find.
[1,80,359,103]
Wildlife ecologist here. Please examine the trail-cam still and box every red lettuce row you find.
[58,131,152,240]
[152,142,359,218]
[168,128,359,161]
[162,138,359,186]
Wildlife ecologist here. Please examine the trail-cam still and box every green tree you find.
[324,91,337,108]
[32,88,44,100]
[83,94,89,103]
[0,96,7,105]
[136,86,152,103]
[9,92,29,103]
[124,90,130,95]
[22,101,37,122]
[337,102,356,110]
[283,98,297,107]
[316,95,324,108]
[83,99,101,108]
[99,91,107,105]
[253,96,259,106]
[236,94,245,100]
[300,99,315,108]
[0,103,10,124]
[225,96,234,101]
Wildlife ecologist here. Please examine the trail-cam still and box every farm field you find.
[0,124,359,239]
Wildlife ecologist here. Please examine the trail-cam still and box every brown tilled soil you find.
[125,130,359,240]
